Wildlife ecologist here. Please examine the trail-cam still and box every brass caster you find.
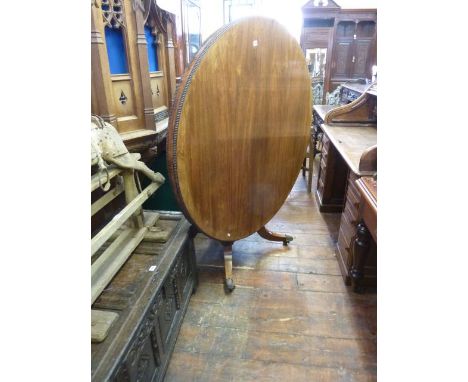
[224,278,235,293]
[283,234,293,246]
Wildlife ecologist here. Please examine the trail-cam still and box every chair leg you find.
[302,158,306,177]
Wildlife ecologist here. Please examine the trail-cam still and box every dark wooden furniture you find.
[340,82,369,104]
[329,10,377,93]
[303,104,338,193]
[317,124,376,213]
[315,84,377,209]
[315,129,349,211]
[313,85,377,288]
[321,123,376,287]
[324,83,377,125]
[336,169,376,289]
[91,213,197,382]
[304,84,368,193]
[167,17,309,290]
[351,177,377,292]
[301,1,376,103]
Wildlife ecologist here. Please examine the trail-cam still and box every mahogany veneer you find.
[167,17,311,242]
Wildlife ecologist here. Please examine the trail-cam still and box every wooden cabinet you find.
[336,173,376,287]
[318,151,377,288]
[301,2,376,102]
[316,131,349,212]
[332,21,354,78]
[329,11,376,93]
[353,21,377,78]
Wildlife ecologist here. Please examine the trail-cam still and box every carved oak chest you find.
[91,213,197,382]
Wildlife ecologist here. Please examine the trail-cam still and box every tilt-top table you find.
[167,17,312,291]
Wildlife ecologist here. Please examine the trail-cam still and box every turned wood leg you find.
[351,222,371,293]
[257,226,293,246]
[223,242,235,292]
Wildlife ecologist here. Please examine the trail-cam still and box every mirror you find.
[305,48,327,105]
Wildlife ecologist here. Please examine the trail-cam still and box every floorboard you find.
[165,159,377,381]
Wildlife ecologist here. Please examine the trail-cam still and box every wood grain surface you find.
[320,124,376,176]
[167,17,311,241]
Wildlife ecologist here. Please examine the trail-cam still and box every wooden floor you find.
[165,161,377,381]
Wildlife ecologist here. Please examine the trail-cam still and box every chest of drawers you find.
[336,172,376,287]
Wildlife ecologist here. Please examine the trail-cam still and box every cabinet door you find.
[351,21,376,79]
[352,40,372,78]
[332,21,355,78]
[333,41,353,77]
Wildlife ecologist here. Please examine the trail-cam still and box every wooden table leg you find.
[351,222,371,293]
[223,242,235,293]
[222,226,293,293]
[257,226,293,246]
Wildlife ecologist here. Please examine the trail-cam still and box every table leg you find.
[223,242,235,293]
[257,226,293,246]
[351,222,371,293]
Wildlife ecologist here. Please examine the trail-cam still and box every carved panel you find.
[102,0,126,28]
[112,307,160,382]
[158,276,177,347]
[334,42,351,77]
[150,75,167,109]
[164,290,174,321]
[357,21,376,38]
[127,319,152,365]
[337,12,376,22]
[302,27,331,47]
[336,21,354,38]
[352,40,371,77]
[110,77,136,121]
[113,364,131,382]
[171,262,181,310]
[179,252,189,283]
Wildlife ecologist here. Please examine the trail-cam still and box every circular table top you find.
[167,17,311,242]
